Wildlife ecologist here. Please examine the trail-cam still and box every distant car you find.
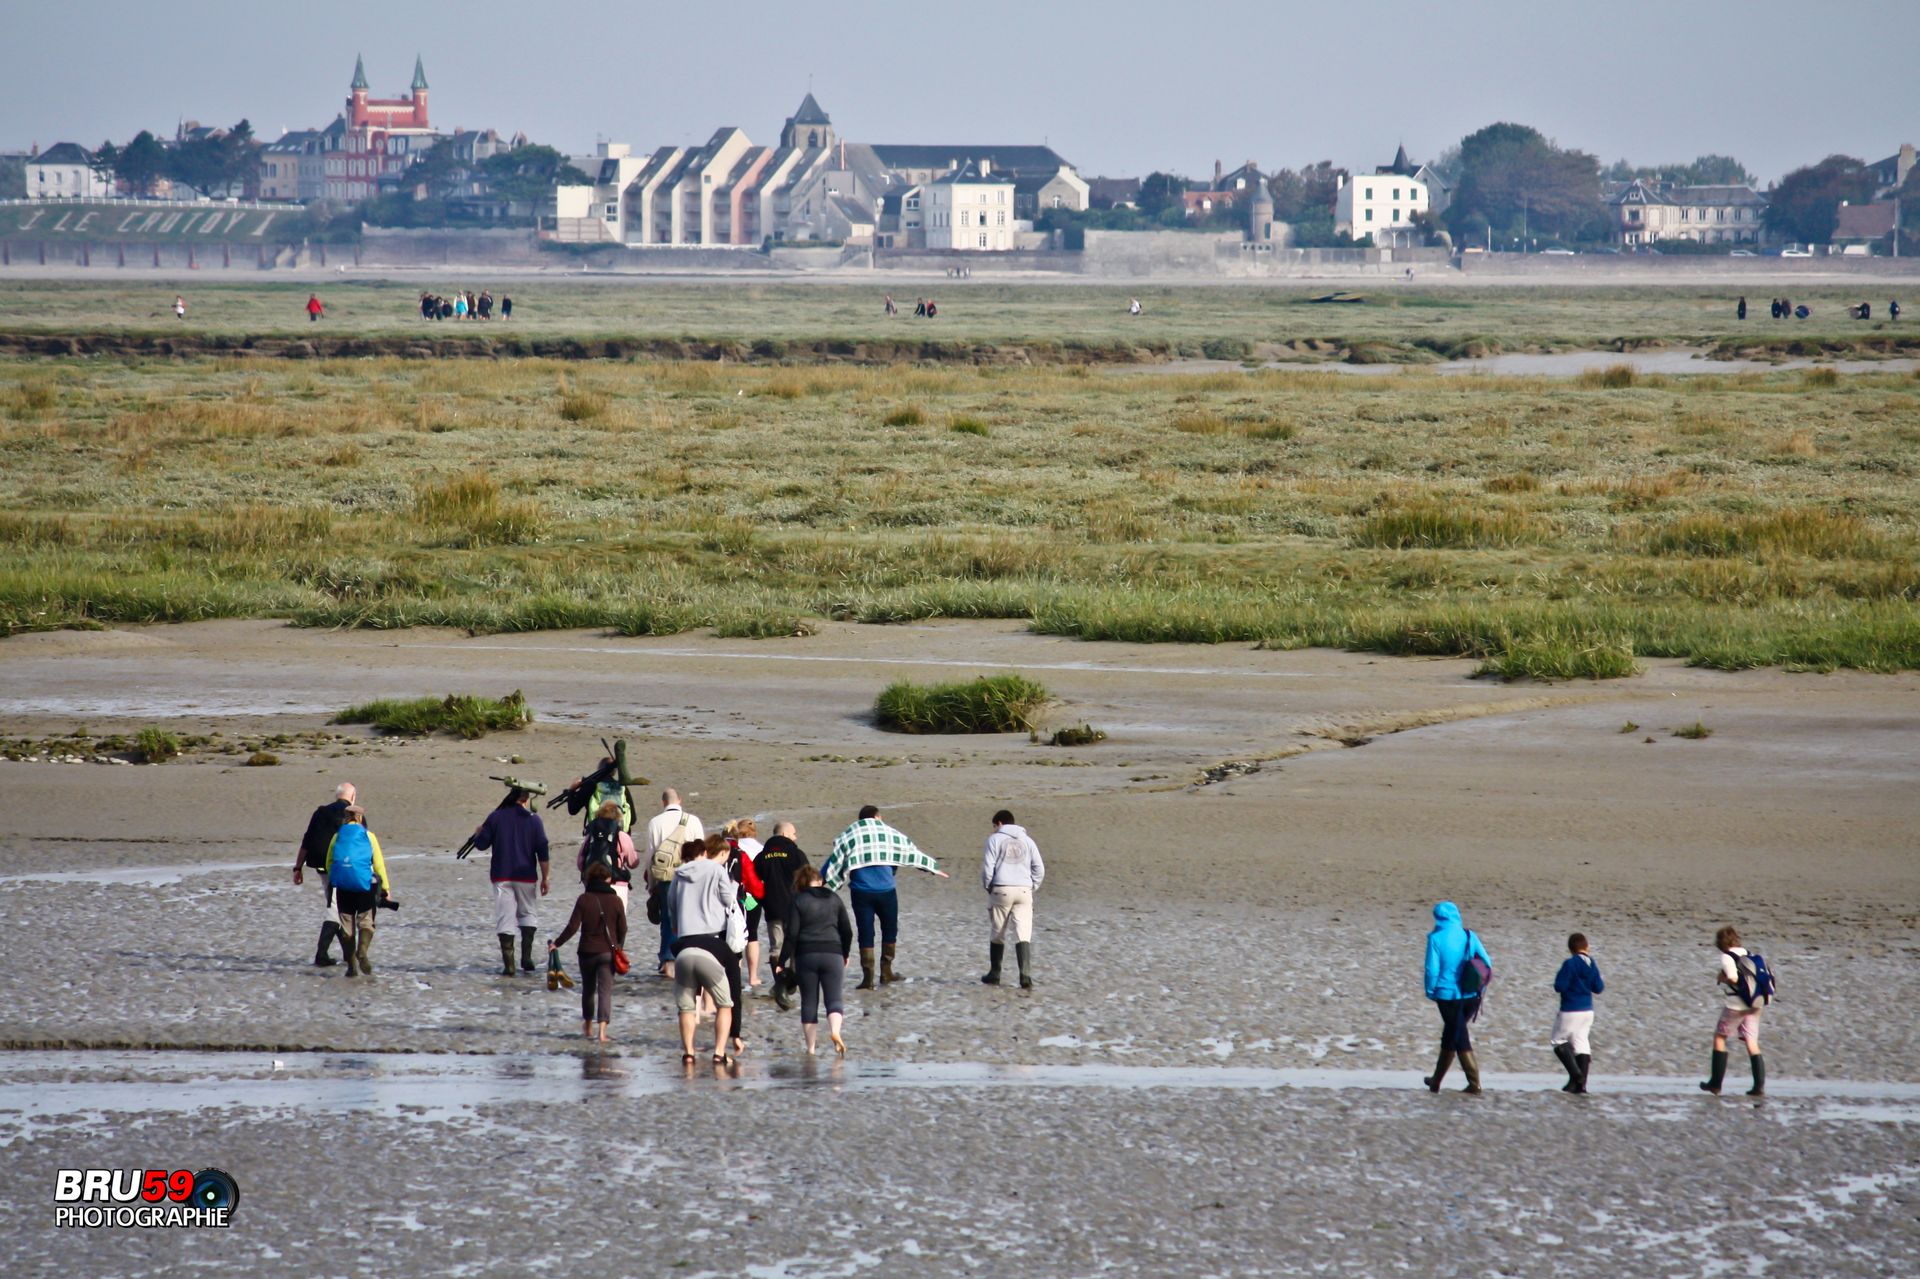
[1729,249,1756,257]
[1540,248,1576,256]
[1780,246,1814,258]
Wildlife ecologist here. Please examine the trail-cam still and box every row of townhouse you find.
[546,94,1088,250]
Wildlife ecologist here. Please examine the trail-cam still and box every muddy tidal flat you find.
[1,620,1916,1277]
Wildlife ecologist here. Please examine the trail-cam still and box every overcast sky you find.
[6,1,1913,183]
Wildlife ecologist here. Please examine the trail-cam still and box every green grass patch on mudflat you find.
[134,726,181,763]
[874,674,1050,734]
[332,691,531,738]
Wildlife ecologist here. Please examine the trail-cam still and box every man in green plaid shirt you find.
[823,805,950,989]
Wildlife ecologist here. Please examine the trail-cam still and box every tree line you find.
[1070,123,1903,250]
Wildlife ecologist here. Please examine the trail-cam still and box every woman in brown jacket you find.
[550,862,627,1042]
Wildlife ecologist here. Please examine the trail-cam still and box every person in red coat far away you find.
[306,294,325,323]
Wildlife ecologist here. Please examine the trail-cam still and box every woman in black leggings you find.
[549,862,627,1042]
[780,865,853,1054]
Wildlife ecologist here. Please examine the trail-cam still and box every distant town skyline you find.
[5,0,1913,184]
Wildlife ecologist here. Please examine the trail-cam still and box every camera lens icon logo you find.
[190,1169,239,1216]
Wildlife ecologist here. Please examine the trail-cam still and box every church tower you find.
[348,53,369,126]
[410,54,430,128]
[781,93,834,152]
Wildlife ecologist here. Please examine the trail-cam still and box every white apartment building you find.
[1335,172,1428,246]
[920,160,1014,251]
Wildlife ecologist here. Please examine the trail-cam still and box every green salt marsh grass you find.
[331,691,532,738]
[874,675,1052,734]
[0,336,1916,678]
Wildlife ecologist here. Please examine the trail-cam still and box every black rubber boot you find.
[1553,1042,1579,1091]
[1574,1053,1592,1095]
[856,948,876,990]
[1015,942,1033,989]
[498,933,517,976]
[1700,1049,1728,1094]
[1423,1050,1454,1093]
[1747,1054,1765,1097]
[880,944,899,985]
[314,921,340,967]
[981,943,1004,985]
[1458,1050,1483,1094]
[519,926,538,973]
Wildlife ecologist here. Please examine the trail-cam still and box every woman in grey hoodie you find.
[980,810,1045,988]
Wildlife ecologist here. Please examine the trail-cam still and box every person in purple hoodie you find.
[1551,933,1604,1094]
[470,786,551,975]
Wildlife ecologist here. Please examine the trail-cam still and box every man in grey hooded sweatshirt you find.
[980,809,1045,989]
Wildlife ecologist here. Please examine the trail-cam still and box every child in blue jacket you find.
[1551,933,1604,1094]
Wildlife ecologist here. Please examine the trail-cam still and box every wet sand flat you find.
[1,620,1916,1276]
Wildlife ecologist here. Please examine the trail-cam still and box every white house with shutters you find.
[919,159,1015,251]
[1334,170,1429,246]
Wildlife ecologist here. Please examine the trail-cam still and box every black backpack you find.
[582,820,628,884]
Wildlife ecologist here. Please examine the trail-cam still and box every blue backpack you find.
[329,824,374,893]
[1734,952,1776,1007]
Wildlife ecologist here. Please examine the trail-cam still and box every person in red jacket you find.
[306,293,324,323]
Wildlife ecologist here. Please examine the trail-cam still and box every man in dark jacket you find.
[470,788,551,975]
[293,782,356,966]
[754,822,812,1007]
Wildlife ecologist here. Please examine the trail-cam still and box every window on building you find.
[1365,208,1373,222]
[978,232,987,248]
[1681,208,1689,221]
[961,210,969,226]
[1364,187,1373,199]
[1393,188,1400,200]
[997,211,1005,225]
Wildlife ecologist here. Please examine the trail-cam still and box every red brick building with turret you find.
[318,53,438,203]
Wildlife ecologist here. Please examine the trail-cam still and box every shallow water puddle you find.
[2,1051,1915,1125]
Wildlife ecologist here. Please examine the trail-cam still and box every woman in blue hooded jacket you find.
[1423,901,1491,1094]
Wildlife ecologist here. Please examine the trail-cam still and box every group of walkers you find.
[292,776,1051,1064]
[293,780,1771,1094]
[1745,296,1902,322]
[421,289,509,322]
[1423,903,1776,1098]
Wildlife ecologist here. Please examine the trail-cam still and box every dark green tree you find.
[477,144,590,208]
[1765,155,1876,245]
[1446,122,1604,244]
[106,130,170,196]
[1137,171,1188,217]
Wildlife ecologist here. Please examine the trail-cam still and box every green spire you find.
[412,55,428,92]
[350,54,368,91]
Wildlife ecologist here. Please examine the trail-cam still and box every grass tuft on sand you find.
[332,691,532,738]
[874,675,1050,734]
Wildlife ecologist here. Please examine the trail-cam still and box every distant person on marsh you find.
[822,805,950,991]
[306,293,324,323]
[1128,297,1142,316]
[1422,901,1492,1095]
[439,297,454,320]
[1551,933,1604,1094]
[914,297,927,317]
[293,781,356,967]
[1891,299,1902,321]
[1736,296,1746,321]
[980,809,1044,989]
[1769,297,1782,320]
[478,290,493,320]
[884,294,896,317]
[174,295,186,321]
[419,292,434,321]
[926,299,938,319]
[455,292,468,320]
[469,784,551,976]
[1795,304,1810,320]
[500,295,513,319]
[1701,924,1772,1097]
